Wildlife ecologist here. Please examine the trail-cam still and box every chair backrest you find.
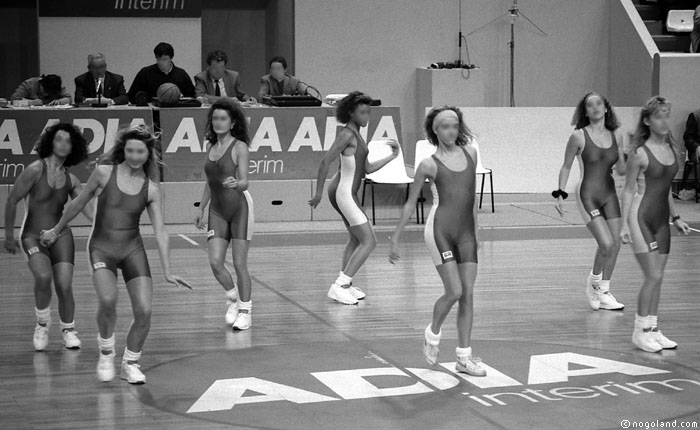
[667,10,694,32]
[414,139,437,175]
[365,139,412,183]
[468,139,490,173]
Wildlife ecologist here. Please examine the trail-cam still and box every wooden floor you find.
[1,227,699,429]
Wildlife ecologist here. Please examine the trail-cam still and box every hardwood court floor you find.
[1,227,699,429]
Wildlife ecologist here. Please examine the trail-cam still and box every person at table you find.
[195,50,255,104]
[127,42,195,104]
[11,74,72,106]
[257,56,309,100]
[74,53,128,106]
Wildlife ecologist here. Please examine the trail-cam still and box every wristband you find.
[551,189,568,200]
[671,215,681,222]
[194,202,200,208]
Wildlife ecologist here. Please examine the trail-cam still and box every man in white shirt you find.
[194,50,255,104]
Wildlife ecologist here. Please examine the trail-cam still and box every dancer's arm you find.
[365,139,400,173]
[555,131,583,216]
[668,190,690,235]
[309,129,352,208]
[4,161,41,253]
[620,149,646,244]
[69,173,94,221]
[389,159,436,264]
[147,182,192,290]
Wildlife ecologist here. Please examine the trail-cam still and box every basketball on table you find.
[157,83,181,103]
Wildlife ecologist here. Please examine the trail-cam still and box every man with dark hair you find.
[194,50,255,103]
[127,42,195,103]
[258,56,309,100]
[11,74,72,106]
[74,53,128,105]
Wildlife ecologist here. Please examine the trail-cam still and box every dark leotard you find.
[204,141,253,241]
[629,145,678,254]
[327,127,369,227]
[575,128,621,222]
[88,166,151,282]
[20,159,74,264]
[425,146,478,265]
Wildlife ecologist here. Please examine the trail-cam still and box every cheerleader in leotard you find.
[309,91,399,305]
[4,123,90,351]
[390,106,486,377]
[556,93,627,311]
[620,96,689,352]
[195,99,254,330]
[42,125,191,384]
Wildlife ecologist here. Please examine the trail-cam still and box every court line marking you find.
[177,234,199,246]
[183,240,509,430]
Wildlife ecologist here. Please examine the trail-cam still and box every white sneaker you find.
[327,284,358,305]
[423,339,439,365]
[348,286,366,300]
[97,352,115,382]
[632,330,663,353]
[120,361,146,384]
[585,274,600,310]
[651,329,678,349]
[33,324,49,351]
[225,300,239,325]
[456,355,487,376]
[232,312,251,330]
[62,330,81,349]
[599,291,624,310]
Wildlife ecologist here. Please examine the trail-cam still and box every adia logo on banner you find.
[135,340,700,428]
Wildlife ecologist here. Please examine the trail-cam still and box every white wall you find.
[39,17,201,99]
[455,107,640,193]
[295,0,610,148]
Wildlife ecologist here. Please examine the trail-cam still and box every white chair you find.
[666,10,694,32]
[414,139,437,223]
[470,140,495,213]
[361,140,415,225]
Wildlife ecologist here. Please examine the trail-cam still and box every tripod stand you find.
[465,0,547,107]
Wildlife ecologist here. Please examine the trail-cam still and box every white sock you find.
[334,272,352,288]
[59,320,75,332]
[598,280,610,293]
[590,271,602,287]
[97,335,115,354]
[647,315,658,330]
[123,348,141,364]
[456,346,473,360]
[35,307,51,326]
[225,288,238,302]
[635,314,652,331]
[239,300,252,314]
[424,324,441,346]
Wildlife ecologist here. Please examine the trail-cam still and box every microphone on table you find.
[92,78,108,108]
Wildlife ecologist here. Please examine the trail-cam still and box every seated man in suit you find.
[74,53,128,105]
[127,42,195,103]
[11,74,71,106]
[195,50,255,104]
[258,56,309,100]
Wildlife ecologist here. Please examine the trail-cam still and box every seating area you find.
[634,0,698,52]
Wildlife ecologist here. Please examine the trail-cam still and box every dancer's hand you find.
[3,237,17,254]
[389,239,400,264]
[673,218,690,235]
[194,210,206,230]
[166,274,192,290]
[308,194,322,208]
[39,228,59,247]
[620,224,631,244]
[554,196,566,217]
[222,176,238,189]
[386,139,400,158]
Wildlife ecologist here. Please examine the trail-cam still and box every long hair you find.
[335,91,373,124]
[571,92,620,131]
[424,106,474,147]
[204,99,250,146]
[97,125,161,181]
[632,95,676,152]
[34,122,89,167]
